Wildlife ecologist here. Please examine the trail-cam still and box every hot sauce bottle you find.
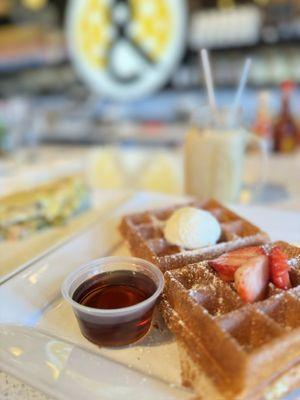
[273,81,298,153]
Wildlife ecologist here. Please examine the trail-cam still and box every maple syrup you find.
[72,270,157,346]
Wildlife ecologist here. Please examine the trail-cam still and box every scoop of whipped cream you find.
[163,207,221,250]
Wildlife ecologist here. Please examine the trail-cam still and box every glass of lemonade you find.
[184,107,267,203]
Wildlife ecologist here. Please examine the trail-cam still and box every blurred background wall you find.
[0,0,299,150]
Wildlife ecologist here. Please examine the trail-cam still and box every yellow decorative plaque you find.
[66,0,187,100]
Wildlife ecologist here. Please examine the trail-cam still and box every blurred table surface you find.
[0,144,300,400]
[0,145,300,210]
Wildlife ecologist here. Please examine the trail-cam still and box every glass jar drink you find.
[184,107,267,203]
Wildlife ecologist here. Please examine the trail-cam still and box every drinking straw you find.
[230,58,252,124]
[200,49,217,112]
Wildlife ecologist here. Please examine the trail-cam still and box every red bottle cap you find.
[281,81,296,93]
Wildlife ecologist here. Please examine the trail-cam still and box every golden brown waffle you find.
[161,241,300,399]
[119,199,269,272]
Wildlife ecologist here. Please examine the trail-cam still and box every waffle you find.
[119,199,269,272]
[161,241,300,400]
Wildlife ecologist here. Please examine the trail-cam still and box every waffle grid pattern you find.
[120,199,269,272]
[162,242,300,398]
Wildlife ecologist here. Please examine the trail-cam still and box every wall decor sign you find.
[66,0,187,100]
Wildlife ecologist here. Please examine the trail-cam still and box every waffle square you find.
[119,199,269,272]
[161,241,300,399]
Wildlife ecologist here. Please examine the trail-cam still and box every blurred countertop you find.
[0,145,299,210]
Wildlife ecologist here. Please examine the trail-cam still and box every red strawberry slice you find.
[218,272,234,282]
[229,246,265,258]
[269,246,291,290]
[234,255,269,303]
[209,246,265,281]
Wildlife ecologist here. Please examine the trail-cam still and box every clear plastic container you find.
[61,256,164,347]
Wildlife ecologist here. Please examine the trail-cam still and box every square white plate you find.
[1,192,300,400]
[0,190,129,284]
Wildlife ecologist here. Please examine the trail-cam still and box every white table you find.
[1,146,300,400]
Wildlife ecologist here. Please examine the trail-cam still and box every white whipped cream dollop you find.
[163,207,221,250]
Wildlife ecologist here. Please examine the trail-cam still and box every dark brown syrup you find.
[73,270,157,346]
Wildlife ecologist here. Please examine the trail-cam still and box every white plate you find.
[0,190,130,284]
[0,192,299,400]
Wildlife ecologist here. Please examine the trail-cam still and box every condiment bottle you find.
[273,81,298,153]
[252,91,273,150]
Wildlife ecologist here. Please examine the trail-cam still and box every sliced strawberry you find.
[228,246,265,258]
[209,256,246,280]
[269,246,291,290]
[209,246,264,281]
[218,272,234,282]
[234,255,269,303]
